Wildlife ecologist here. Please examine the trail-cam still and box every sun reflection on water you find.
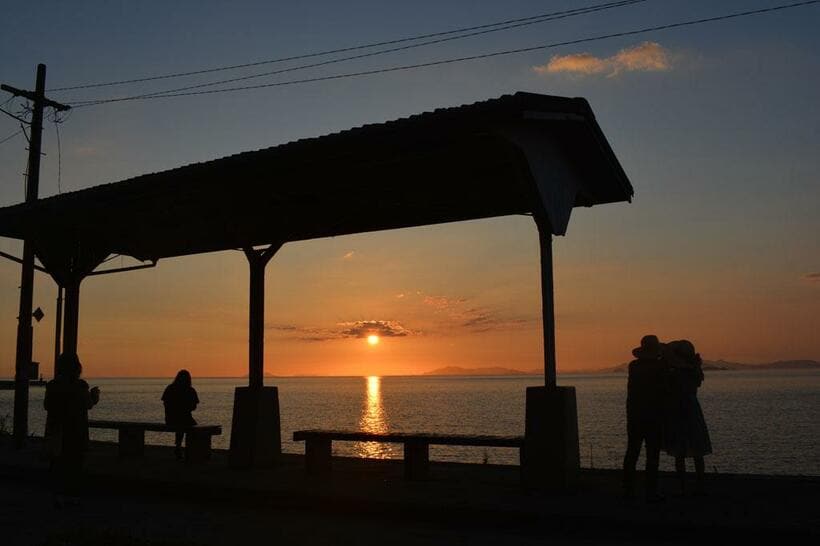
[356,375,393,458]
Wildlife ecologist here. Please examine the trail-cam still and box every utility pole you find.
[1,64,70,447]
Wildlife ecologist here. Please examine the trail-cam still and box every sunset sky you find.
[1,1,818,378]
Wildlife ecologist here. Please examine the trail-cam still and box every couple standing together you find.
[623,334,712,502]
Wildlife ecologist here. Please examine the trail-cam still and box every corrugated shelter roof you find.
[0,92,632,264]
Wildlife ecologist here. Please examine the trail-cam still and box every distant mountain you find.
[733,359,820,370]
[423,366,533,376]
[593,359,820,374]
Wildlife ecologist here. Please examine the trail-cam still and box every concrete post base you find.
[522,385,580,491]
[229,386,281,468]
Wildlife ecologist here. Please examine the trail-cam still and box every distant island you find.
[598,359,820,374]
[423,360,820,376]
[423,366,534,376]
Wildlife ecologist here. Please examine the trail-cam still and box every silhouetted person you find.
[663,340,712,495]
[162,369,199,460]
[44,353,100,506]
[622,334,668,502]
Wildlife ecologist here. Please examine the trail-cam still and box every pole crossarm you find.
[0,83,71,112]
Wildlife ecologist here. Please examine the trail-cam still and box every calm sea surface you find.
[2,371,818,475]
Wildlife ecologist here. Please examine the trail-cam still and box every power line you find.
[48,0,646,92]
[0,128,23,145]
[71,0,820,108]
[68,0,646,104]
[0,106,29,125]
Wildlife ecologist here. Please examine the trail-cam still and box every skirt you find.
[663,393,712,458]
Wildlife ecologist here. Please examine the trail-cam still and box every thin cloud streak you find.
[803,272,820,283]
[422,293,532,333]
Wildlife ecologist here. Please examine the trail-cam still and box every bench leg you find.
[186,432,212,464]
[305,438,332,476]
[119,428,145,458]
[404,441,429,480]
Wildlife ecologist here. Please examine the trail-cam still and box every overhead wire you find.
[0,106,30,125]
[47,0,645,92]
[70,0,820,108]
[64,0,647,103]
[0,129,23,146]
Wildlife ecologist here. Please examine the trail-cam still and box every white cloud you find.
[533,42,672,77]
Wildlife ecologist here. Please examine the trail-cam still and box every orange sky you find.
[1,212,818,379]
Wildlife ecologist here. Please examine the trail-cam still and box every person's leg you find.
[62,450,84,500]
[645,424,662,502]
[175,432,184,459]
[50,457,67,507]
[675,456,687,495]
[694,456,706,494]
[622,420,643,497]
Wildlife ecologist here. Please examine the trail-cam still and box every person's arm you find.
[191,389,199,411]
[81,380,99,409]
[89,386,100,408]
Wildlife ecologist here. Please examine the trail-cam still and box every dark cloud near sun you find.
[268,293,531,342]
[338,320,412,338]
[803,272,820,283]
[268,320,414,342]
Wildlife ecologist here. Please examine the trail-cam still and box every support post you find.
[230,244,283,468]
[53,285,63,378]
[247,252,267,390]
[62,279,82,357]
[12,241,35,447]
[537,216,557,389]
[522,214,580,491]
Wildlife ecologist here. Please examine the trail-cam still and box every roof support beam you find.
[62,278,81,357]
[535,214,557,389]
[243,243,283,390]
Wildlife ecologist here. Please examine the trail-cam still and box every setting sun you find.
[367,334,380,346]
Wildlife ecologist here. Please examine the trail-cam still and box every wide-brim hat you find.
[632,334,663,359]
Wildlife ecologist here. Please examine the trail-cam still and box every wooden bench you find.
[89,420,222,463]
[293,429,524,480]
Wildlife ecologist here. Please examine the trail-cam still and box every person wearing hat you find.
[622,334,669,502]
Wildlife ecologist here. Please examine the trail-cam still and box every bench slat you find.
[293,429,523,447]
[89,420,221,435]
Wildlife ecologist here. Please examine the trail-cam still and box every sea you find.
[2,371,818,476]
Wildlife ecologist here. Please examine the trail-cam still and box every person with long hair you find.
[44,353,100,506]
[161,369,199,460]
[663,340,712,495]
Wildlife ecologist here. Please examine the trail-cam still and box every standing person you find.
[663,340,712,495]
[162,369,199,460]
[44,353,100,506]
[622,334,669,502]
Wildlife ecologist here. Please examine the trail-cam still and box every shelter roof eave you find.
[0,92,632,263]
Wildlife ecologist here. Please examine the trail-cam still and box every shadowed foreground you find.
[1,438,817,545]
